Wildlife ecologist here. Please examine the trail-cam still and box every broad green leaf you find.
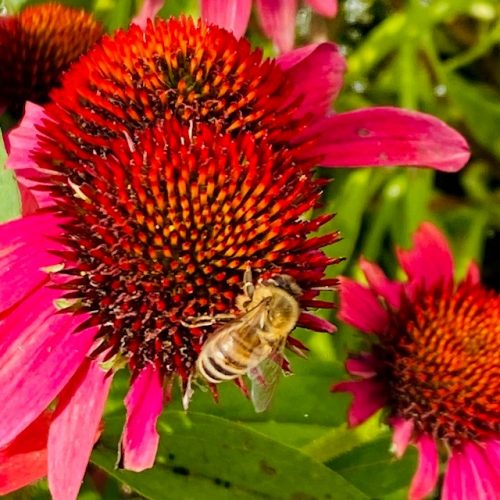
[93,412,368,500]
[326,435,417,499]
[0,131,22,222]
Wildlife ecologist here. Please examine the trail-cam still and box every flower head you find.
[0,3,103,117]
[1,10,469,499]
[334,223,500,499]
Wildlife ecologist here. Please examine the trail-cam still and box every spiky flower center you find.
[34,17,338,377]
[382,283,500,447]
[0,3,102,113]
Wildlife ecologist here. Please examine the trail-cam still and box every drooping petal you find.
[255,0,298,53]
[131,0,164,29]
[457,442,500,499]
[201,0,252,39]
[0,411,51,495]
[298,311,336,333]
[0,288,96,447]
[277,42,346,117]
[338,277,389,334]
[6,102,55,208]
[333,378,388,426]
[306,0,338,16]
[389,417,414,459]
[301,107,470,172]
[442,448,465,500]
[409,434,439,500]
[345,353,380,378]
[18,183,39,215]
[359,257,403,309]
[120,364,164,471]
[48,358,112,500]
[0,212,63,314]
[397,222,454,292]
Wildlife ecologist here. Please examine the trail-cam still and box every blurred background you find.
[2,0,499,498]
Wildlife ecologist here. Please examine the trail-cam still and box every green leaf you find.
[446,73,500,159]
[0,131,22,223]
[326,435,417,499]
[92,412,368,500]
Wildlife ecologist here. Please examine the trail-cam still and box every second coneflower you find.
[1,12,468,500]
[334,223,499,500]
[0,3,103,117]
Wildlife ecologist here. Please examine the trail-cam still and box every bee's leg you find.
[233,376,250,399]
[181,375,194,410]
[243,265,255,300]
[181,313,236,328]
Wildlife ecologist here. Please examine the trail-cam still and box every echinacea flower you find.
[1,9,469,500]
[0,3,103,117]
[201,0,338,52]
[334,223,500,499]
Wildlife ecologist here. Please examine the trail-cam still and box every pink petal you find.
[0,213,63,314]
[0,286,96,447]
[464,261,481,287]
[277,42,346,116]
[457,442,500,499]
[48,358,112,500]
[306,0,338,16]
[131,0,164,29]
[397,222,454,292]
[338,277,389,334]
[0,411,51,495]
[201,0,252,39]
[6,102,54,209]
[255,0,298,53]
[298,311,336,333]
[333,378,388,427]
[409,434,439,500]
[389,417,414,458]
[120,364,164,471]
[359,257,403,309]
[345,353,380,378]
[18,183,39,215]
[301,107,470,172]
[442,448,465,500]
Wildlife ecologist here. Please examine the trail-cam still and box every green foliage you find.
[0,130,21,223]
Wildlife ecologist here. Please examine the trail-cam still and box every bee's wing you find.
[249,355,283,413]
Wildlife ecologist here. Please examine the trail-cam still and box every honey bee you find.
[192,268,301,412]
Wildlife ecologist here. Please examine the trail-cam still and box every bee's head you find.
[266,274,301,298]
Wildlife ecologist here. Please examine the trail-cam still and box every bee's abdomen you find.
[197,350,248,383]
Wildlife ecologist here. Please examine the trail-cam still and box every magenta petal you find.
[298,311,336,333]
[397,222,454,292]
[6,102,54,209]
[131,0,164,29]
[442,448,465,500]
[306,0,338,16]
[333,378,388,427]
[0,411,51,495]
[338,277,389,334]
[0,213,63,313]
[345,353,380,378]
[255,0,298,53]
[464,261,481,287]
[359,257,403,309]
[458,442,500,499]
[409,434,439,500]
[389,417,414,459]
[277,42,346,116]
[0,288,96,447]
[201,0,252,39]
[304,107,470,172]
[121,364,164,471]
[48,358,112,500]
